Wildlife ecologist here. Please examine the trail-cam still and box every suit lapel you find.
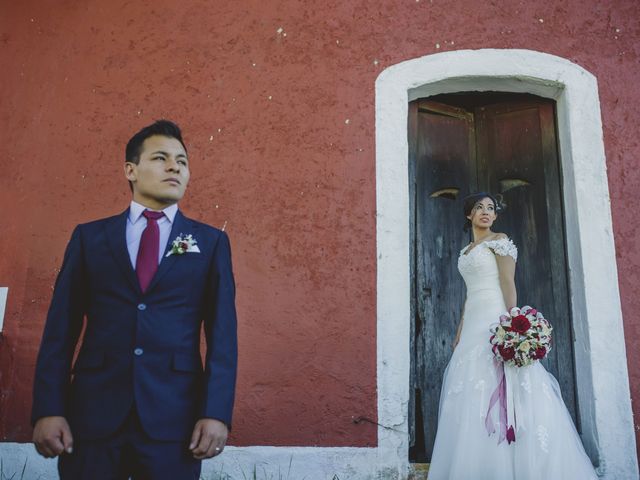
[105,209,142,295]
[145,210,196,293]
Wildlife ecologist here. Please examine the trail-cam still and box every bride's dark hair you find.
[463,192,503,231]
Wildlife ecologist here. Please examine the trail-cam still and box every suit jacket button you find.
[137,303,147,311]
[134,348,144,356]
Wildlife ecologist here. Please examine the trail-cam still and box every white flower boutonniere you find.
[166,233,201,257]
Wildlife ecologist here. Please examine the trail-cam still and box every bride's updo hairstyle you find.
[462,192,503,231]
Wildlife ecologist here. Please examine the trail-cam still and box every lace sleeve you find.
[485,238,518,262]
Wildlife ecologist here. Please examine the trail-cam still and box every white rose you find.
[519,340,531,352]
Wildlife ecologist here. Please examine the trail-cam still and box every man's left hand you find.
[189,418,228,459]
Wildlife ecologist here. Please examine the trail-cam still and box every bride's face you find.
[467,197,497,229]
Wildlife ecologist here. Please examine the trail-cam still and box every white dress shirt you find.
[126,201,179,268]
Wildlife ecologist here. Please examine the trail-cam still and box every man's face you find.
[124,135,190,209]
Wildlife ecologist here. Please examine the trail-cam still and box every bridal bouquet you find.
[489,306,553,368]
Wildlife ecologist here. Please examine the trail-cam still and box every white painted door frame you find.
[375,48,638,479]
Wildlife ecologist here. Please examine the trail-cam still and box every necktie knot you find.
[143,210,164,222]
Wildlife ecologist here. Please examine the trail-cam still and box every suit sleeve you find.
[31,226,86,424]
[202,231,238,427]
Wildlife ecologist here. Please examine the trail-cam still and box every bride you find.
[427,193,598,479]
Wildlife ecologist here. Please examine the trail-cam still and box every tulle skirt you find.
[428,296,598,479]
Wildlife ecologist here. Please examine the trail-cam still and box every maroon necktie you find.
[136,210,165,293]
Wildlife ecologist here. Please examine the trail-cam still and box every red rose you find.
[511,315,531,334]
[533,347,546,360]
[498,345,516,361]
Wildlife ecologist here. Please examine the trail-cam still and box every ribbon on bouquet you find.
[485,361,517,444]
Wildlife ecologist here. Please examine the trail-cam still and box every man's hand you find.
[33,416,74,458]
[189,418,228,459]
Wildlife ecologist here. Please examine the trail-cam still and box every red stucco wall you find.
[1,0,638,453]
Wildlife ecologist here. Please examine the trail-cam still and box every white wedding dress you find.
[428,238,598,480]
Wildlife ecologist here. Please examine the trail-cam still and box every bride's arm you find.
[496,255,517,310]
[453,301,465,349]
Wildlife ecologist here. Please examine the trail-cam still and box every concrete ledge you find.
[0,443,401,480]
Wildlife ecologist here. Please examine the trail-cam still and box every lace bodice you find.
[458,238,517,294]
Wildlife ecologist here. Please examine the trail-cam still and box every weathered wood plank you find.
[408,101,418,450]
[539,103,579,428]
[413,101,474,461]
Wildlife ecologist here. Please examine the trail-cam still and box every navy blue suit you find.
[32,209,238,447]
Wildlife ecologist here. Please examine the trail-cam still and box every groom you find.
[31,120,238,479]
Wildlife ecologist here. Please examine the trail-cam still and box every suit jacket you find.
[31,209,238,441]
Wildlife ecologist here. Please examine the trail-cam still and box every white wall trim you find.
[0,287,8,333]
[375,48,638,479]
[0,444,393,480]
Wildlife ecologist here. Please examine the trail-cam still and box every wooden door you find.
[408,93,577,463]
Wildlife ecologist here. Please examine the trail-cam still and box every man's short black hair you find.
[125,120,187,165]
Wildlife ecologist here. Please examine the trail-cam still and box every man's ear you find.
[124,162,137,182]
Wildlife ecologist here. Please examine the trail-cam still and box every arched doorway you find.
[375,49,638,478]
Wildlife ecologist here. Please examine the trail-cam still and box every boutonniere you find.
[166,233,201,257]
